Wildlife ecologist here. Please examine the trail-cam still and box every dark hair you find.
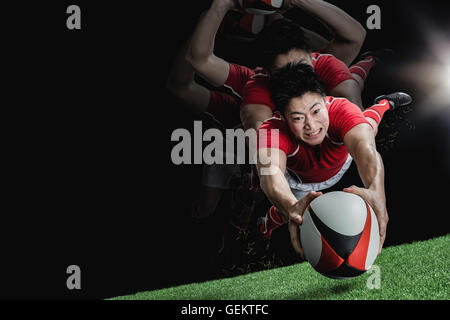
[270,63,326,115]
[256,18,312,70]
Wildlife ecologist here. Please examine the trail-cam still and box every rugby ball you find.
[300,191,380,279]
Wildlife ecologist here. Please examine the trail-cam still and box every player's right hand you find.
[288,191,322,258]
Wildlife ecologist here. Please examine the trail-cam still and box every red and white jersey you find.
[207,63,257,128]
[220,62,257,100]
[257,97,369,183]
[242,53,354,111]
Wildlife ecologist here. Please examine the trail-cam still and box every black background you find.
[3,0,449,299]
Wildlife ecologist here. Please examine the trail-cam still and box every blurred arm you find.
[166,39,211,113]
[186,1,236,87]
[286,0,366,65]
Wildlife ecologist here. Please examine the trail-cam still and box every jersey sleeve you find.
[313,54,353,93]
[224,63,255,98]
[241,76,275,111]
[327,98,370,142]
[207,91,241,129]
[257,118,296,157]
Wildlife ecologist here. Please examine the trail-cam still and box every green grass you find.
[111,234,450,300]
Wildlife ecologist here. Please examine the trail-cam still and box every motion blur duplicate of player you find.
[240,15,392,134]
[185,0,381,223]
[169,0,391,261]
[255,63,412,257]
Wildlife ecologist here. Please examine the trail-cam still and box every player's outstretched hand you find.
[343,185,389,255]
[288,191,322,259]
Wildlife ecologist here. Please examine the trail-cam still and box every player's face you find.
[271,49,313,74]
[284,92,329,146]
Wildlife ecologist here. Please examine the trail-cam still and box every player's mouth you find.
[305,128,322,139]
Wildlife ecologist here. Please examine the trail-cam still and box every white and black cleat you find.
[374,92,413,110]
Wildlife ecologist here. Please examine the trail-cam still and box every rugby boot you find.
[374,92,413,110]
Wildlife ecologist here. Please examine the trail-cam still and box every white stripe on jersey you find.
[223,84,243,100]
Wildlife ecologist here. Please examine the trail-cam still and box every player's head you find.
[270,63,328,146]
[256,18,313,74]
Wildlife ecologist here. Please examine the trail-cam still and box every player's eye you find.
[312,107,321,114]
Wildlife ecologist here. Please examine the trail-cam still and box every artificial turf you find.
[111,234,449,300]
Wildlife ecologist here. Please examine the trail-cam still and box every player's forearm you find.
[167,40,195,91]
[258,166,297,221]
[241,113,265,132]
[240,104,273,131]
[186,1,229,69]
[289,0,365,44]
[353,142,385,194]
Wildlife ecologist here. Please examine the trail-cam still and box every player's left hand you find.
[343,185,389,255]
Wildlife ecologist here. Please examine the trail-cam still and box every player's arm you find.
[186,0,239,87]
[329,79,363,109]
[240,103,273,131]
[256,147,321,257]
[267,12,330,51]
[300,26,330,52]
[240,77,276,131]
[343,123,389,254]
[284,0,366,66]
[166,39,211,113]
[257,148,294,218]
